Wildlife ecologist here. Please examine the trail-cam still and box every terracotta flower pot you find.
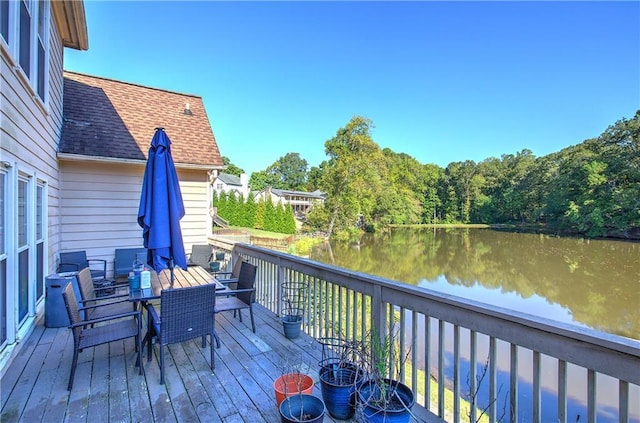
[273,373,314,407]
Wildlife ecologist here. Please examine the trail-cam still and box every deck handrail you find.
[231,243,639,422]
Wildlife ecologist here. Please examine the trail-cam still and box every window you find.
[35,183,44,300]
[1,0,9,43]
[0,172,6,347]
[17,178,29,322]
[2,0,49,103]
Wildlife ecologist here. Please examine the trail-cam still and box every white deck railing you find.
[222,242,639,423]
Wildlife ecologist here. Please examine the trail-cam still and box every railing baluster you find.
[412,310,418,407]
[425,314,431,414]
[588,369,596,423]
[510,343,518,423]
[558,359,567,423]
[454,324,460,422]
[489,336,497,423]
[619,379,629,423]
[470,330,477,423]
[533,350,541,423]
[438,319,445,418]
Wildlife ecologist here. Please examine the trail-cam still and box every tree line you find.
[213,191,297,235]
[223,110,639,239]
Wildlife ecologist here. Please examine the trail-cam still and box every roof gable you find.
[60,71,223,168]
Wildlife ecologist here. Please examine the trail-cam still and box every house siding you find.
[59,161,211,278]
[0,10,65,375]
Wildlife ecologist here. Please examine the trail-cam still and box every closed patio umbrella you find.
[137,127,187,284]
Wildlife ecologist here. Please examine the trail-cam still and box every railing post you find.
[276,256,284,316]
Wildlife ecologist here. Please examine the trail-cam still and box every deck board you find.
[1,302,439,422]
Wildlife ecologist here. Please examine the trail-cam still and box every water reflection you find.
[310,228,640,340]
[309,228,640,421]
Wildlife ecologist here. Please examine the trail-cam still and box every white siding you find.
[0,10,64,375]
[59,161,211,278]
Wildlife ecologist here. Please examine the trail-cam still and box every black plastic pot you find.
[279,394,325,423]
[357,378,415,423]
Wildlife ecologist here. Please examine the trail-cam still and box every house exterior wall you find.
[58,161,211,278]
[0,7,65,376]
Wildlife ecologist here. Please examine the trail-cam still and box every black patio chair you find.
[58,250,107,282]
[213,257,244,288]
[214,261,257,347]
[186,244,216,271]
[75,267,133,322]
[146,283,217,384]
[62,283,143,390]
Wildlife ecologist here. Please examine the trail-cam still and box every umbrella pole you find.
[169,258,175,288]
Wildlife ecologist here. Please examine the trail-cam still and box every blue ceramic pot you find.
[357,378,415,423]
[319,366,363,419]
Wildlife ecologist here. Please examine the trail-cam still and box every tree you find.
[250,152,309,192]
[222,156,245,176]
[319,116,387,237]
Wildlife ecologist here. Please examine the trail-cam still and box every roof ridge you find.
[63,70,202,99]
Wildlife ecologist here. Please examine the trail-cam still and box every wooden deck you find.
[1,301,437,422]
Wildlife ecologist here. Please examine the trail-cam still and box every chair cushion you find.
[215,297,249,313]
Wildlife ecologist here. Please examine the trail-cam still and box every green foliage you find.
[229,110,640,239]
[222,156,245,176]
[214,192,296,235]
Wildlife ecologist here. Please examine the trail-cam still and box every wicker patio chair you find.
[214,261,257,347]
[146,283,217,384]
[62,283,143,390]
[75,267,133,322]
[58,250,107,282]
[213,257,244,288]
[186,244,216,271]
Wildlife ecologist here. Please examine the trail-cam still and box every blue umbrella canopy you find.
[138,128,188,275]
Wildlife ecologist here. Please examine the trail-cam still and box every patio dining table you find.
[128,265,227,352]
[128,264,227,304]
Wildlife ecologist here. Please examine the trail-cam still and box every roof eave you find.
[58,152,224,171]
[51,1,89,51]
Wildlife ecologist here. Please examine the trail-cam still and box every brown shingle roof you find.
[60,71,223,167]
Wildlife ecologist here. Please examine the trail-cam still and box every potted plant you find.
[275,357,325,422]
[356,329,416,423]
[317,337,365,419]
[281,280,307,339]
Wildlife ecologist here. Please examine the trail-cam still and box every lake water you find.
[309,228,640,421]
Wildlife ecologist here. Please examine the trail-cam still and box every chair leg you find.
[210,333,215,371]
[213,331,221,349]
[249,306,256,333]
[68,349,79,390]
[159,345,165,385]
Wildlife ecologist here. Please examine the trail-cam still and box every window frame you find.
[0,0,50,107]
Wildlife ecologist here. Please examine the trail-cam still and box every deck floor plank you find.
[1,303,436,422]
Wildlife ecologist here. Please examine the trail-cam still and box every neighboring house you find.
[254,187,325,216]
[1,0,88,376]
[0,1,224,377]
[59,71,224,277]
[212,172,249,199]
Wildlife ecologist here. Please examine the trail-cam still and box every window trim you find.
[0,0,50,109]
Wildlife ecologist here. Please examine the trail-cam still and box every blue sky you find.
[64,1,640,175]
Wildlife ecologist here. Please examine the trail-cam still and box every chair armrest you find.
[69,310,141,328]
[147,304,161,326]
[78,299,131,311]
[217,277,238,286]
[78,296,130,307]
[87,259,107,272]
[216,288,255,296]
